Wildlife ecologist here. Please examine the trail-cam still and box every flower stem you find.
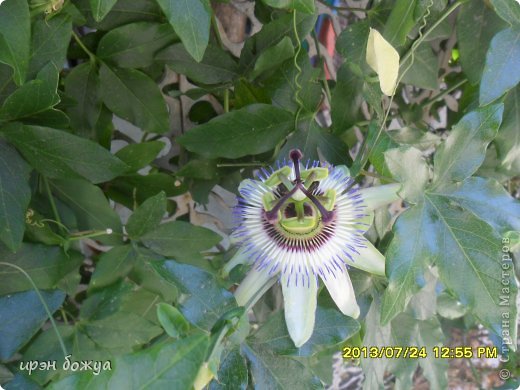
[72,30,96,63]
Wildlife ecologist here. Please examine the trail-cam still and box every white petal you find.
[321,264,360,318]
[344,239,385,276]
[358,183,401,211]
[352,211,374,234]
[281,272,317,347]
[235,267,277,307]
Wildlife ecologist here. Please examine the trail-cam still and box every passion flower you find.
[227,150,400,347]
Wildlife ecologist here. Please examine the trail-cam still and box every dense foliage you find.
[0,0,519,388]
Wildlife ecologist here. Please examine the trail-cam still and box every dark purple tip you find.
[289,149,303,161]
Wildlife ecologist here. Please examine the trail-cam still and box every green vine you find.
[292,10,305,131]
[0,262,68,358]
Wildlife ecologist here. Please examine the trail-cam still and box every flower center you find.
[262,150,336,233]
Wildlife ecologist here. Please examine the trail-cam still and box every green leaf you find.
[239,13,316,73]
[362,81,384,121]
[457,0,506,84]
[209,347,248,390]
[97,22,177,68]
[157,43,239,84]
[141,221,221,262]
[156,0,211,62]
[261,0,315,14]
[80,284,167,350]
[491,0,520,26]
[495,85,520,173]
[433,104,504,186]
[387,126,440,151]
[383,185,518,344]
[252,36,294,78]
[400,43,438,90]
[331,64,364,133]
[380,204,432,324]
[115,141,165,171]
[50,178,123,244]
[0,63,60,121]
[126,191,166,239]
[108,173,186,208]
[388,314,448,390]
[178,104,293,159]
[480,27,520,105]
[383,0,418,47]
[152,260,236,330]
[48,333,209,390]
[75,0,163,31]
[361,299,393,389]
[264,51,322,114]
[336,20,370,70]
[129,254,178,302]
[28,14,72,79]
[80,281,133,320]
[23,109,70,129]
[0,141,31,252]
[434,177,520,234]
[424,193,515,341]
[0,290,65,360]
[3,124,128,184]
[367,125,398,176]
[83,311,163,354]
[89,0,118,22]
[176,159,218,180]
[21,324,106,384]
[64,62,103,136]
[156,303,190,338]
[242,342,322,389]
[251,307,360,356]
[0,0,30,85]
[99,64,170,134]
[0,243,82,295]
[384,146,429,203]
[90,245,137,290]
[279,121,351,166]
[0,63,15,105]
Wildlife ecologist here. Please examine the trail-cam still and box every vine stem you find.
[223,89,229,113]
[421,78,468,108]
[292,10,304,131]
[0,262,68,358]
